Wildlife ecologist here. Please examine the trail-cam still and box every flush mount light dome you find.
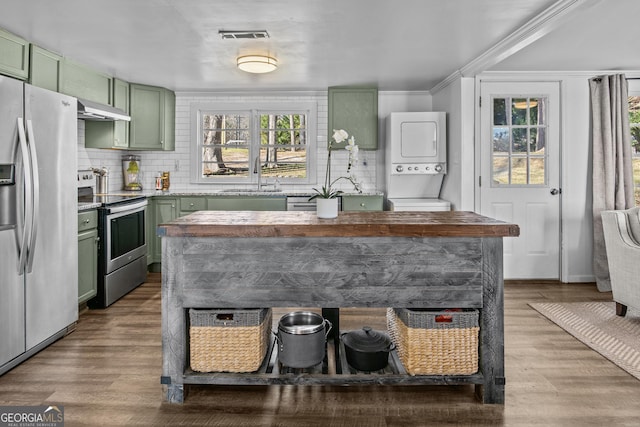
[237,55,278,74]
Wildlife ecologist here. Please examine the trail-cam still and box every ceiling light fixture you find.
[237,55,278,74]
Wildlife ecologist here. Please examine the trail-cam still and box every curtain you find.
[590,74,635,292]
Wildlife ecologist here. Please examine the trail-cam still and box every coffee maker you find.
[122,155,142,191]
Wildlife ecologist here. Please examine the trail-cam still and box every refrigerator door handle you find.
[25,120,39,273]
[16,118,32,274]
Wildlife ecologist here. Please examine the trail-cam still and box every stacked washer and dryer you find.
[385,112,450,212]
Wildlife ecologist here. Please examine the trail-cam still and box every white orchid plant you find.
[309,129,362,200]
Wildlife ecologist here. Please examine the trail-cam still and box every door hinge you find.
[479,96,482,108]
[479,176,481,187]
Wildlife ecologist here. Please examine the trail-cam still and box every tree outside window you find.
[629,96,640,204]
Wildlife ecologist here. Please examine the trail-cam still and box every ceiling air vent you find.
[219,30,270,40]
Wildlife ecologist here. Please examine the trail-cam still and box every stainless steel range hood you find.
[77,98,131,121]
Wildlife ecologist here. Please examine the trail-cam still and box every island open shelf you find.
[158,211,519,404]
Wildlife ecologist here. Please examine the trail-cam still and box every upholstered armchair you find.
[601,207,640,316]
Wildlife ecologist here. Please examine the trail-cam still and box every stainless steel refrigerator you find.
[0,75,78,375]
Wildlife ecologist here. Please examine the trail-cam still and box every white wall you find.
[431,75,475,211]
[78,90,431,194]
[465,72,616,283]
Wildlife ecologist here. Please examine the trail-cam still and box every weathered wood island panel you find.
[158,211,519,404]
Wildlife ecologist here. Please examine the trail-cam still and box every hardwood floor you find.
[1,273,638,426]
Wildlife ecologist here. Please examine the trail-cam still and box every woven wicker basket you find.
[189,308,272,373]
[386,308,479,375]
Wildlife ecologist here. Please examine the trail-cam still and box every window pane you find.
[492,156,509,185]
[530,157,545,185]
[493,98,507,125]
[512,98,528,125]
[529,98,544,125]
[201,145,249,177]
[512,128,528,153]
[259,147,307,178]
[493,127,509,153]
[531,128,547,152]
[511,157,527,184]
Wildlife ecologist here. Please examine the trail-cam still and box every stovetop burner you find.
[78,193,146,207]
[77,169,146,208]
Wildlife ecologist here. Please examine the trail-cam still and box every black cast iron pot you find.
[341,326,395,372]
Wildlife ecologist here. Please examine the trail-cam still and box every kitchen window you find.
[191,102,316,185]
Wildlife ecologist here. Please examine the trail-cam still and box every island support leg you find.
[476,237,505,404]
[161,238,186,404]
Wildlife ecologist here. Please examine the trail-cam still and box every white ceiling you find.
[1,0,637,92]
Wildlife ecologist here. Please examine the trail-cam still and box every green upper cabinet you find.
[29,45,62,91]
[60,58,112,104]
[129,83,175,151]
[85,78,130,149]
[0,28,29,80]
[328,87,378,150]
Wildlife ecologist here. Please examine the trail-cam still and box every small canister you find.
[161,171,170,191]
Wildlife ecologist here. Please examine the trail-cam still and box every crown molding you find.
[430,0,604,95]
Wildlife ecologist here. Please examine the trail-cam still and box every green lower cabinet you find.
[341,195,383,211]
[77,210,98,305]
[151,197,178,262]
[0,28,29,80]
[206,196,287,211]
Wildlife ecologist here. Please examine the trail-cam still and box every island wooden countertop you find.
[158,210,520,238]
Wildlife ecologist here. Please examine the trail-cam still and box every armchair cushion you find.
[601,207,640,316]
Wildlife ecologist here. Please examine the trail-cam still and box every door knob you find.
[550,188,561,195]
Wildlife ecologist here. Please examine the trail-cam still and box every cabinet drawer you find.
[341,195,383,211]
[78,210,98,232]
[180,197,206,212]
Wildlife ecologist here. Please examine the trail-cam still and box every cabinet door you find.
[85,78,130,149]
[129,83,175,151]
[29,45,62,91]
[341,195,383,211]
[153,198,178,261]
[78,228,98,304]
[0,28,29,80]
[60,59,112,104]
[207,196,287,211]
[112,78,129,148]
[328,87,378,150]
[179,196,206,217]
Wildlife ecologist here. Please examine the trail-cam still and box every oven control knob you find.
[396,165,404,173]
[435,164,443,172]
[408,166,413,171]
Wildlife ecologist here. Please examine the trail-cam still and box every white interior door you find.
[479,81,561,279]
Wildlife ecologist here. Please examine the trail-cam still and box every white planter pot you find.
[316,198,339,219]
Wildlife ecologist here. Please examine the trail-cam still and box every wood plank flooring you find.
[0,273,638,426]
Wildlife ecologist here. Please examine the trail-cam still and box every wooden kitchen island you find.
[158,211,519,404]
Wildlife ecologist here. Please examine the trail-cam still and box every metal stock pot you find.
[275,311,332,368]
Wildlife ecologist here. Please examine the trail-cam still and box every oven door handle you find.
[107,199,148,214]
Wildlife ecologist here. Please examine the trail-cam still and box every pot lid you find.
[341,327,393,352]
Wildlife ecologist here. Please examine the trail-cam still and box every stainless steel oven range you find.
[78,170,148,308]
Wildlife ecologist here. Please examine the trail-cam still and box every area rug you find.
[529,301,640,381]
